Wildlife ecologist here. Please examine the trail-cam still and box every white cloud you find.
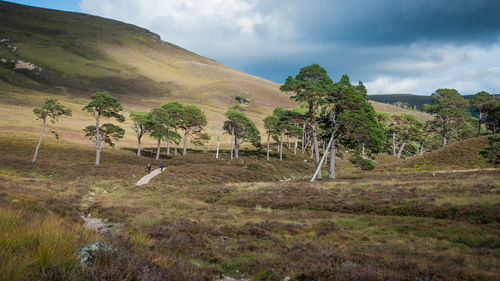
[79,0,298,59]
[366,43,500,95]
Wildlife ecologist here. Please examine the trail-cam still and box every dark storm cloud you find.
[293,0,500,46]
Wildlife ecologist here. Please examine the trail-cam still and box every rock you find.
[14,60,39,71]
[77,241,113,267]
[283,277,291,281]
[81,215,123,238]
[0,58,7,64]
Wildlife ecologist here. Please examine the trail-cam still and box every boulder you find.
[77,241,113,267]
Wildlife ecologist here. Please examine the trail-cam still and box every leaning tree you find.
[32,99,72,163]
[316,75,383,180]
[280,64,333,179]
[82,91,125,165]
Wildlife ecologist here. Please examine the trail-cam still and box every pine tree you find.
[32,99,72,163]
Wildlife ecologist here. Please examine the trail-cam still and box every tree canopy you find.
[32,99,72,163]
[424,88,470,146]
[82,91,125,122]
[82,91,125,165]
[224,110,261,149]
[83,123,125,147]
[471,91,498,136]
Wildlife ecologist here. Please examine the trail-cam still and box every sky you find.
[7,0,500,95]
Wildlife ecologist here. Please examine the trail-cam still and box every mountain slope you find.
[0,1,430,146]
[0,1,290,109]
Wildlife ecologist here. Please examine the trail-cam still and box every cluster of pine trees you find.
[31,64,499,177]
[268,64,499,178]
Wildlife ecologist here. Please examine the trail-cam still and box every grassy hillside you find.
[377,136,494,171]
[0,1,431,147]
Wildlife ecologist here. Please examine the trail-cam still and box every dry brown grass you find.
[1,130,499,280]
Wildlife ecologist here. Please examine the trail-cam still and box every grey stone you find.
[77,241,113,267]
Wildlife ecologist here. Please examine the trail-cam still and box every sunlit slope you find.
[0,1,430,147]
[370,100,432,122]
[0,1,292,108]
[377,136,494,171]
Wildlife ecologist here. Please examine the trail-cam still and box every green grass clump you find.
[0,207,99,281]
[350,153,376,170]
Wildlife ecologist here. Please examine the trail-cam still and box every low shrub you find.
[350,153,375,171]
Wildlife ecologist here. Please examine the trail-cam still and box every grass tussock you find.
[0,206,100,281]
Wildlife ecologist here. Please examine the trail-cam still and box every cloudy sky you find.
[9,0,500,95]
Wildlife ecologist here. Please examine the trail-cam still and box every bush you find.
[350,153,375,170]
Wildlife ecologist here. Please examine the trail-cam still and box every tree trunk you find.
[230,126,234,160]
[32,118,46,163]
[478,112,482,137]
[328,139,336,179]
[266,134,270,161]
[302,124,306,152]
[397,142,406,158]
[287,135,291,149]
[137,138,141,156]
[310,142,314,159]
[156,138,161,160]
[183,130,189,155]
[294,137,298,155]
[216,140,220,159]
[392,132,396,157]
[95,113,101,166]
[279,133,283,161]
[235,136,239,158]
[175,142,178,155]
[312,121,322,179]
[311,133,334,182]
[167,140,170,156]
[442,120,447,147]
[362,143,365,155]
[419,144,426,155]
